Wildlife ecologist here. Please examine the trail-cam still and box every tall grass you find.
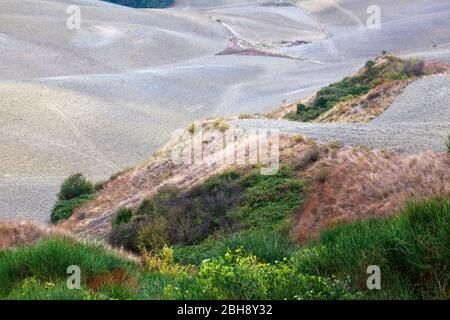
[0,238,136,297]
[294,197,450,299]
[2,197,448,300]
[174,229,296,265]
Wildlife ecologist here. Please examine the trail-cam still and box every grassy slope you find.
[1,193,448,299]
[284,55,427,122]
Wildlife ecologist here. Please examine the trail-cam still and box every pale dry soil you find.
[1,0,450,221]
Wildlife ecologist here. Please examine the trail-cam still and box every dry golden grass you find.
[87,268,139,292]
[0,220,140,262]
[293,148,450,242]
[0,220,74,249]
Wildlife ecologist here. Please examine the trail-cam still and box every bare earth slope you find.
[1,0,450,222]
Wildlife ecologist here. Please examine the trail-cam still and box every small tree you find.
[58,173,93,201]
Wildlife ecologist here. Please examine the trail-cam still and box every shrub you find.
[138,216,170,252]
[174,230,296,265]
[365,60,376,68]
[5,278,97,300]
[57,174,93,201]
[93,181,106,192]
[112,208,133,228]
[108,221,142,252]
[134,172,242,250]
[50,194,93,224]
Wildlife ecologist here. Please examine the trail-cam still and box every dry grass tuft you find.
[293,148,450,242]
[87,268,139,293]
[0,221,68,250]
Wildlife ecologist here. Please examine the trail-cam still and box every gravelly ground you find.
[1,0,450,222]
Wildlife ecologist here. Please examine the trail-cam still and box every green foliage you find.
[102,0,175,8]
[0,238,135,298]
[111,170,244,252]
[365,60,376,68]
[4,198,449,300]
[109,167,303,255]
[230,166,303,230]
[293,197,450,299]
[164,249,356,300]
[285,56,426,122]
[108,221,142,252]
[112,208,133,228]
[58,173,93,201]
[173,230,296,265]
[4,278,97,300]
[50,194,93,224]
[138,217,170,252]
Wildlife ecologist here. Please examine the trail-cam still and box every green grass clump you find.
[0,238,136,299]
[173,229,296,265]
[112,208,133,228]
[50,194,93,224]
[229,165,303,230]
[4,278,97,300]
[102,0,174,9]
[293,197,450,299]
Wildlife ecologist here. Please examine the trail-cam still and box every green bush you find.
[365,60,376,68]
[58,173,93,201]
[108,221,143,252]
[138,216,170,252]
[112,208,133,228]
[51,194,93,224]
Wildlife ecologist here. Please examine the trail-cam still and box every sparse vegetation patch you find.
[285,56,428,122]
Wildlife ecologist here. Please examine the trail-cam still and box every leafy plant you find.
[51,194,93,223]
[57,173,93,201]
[165,249,355,300]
